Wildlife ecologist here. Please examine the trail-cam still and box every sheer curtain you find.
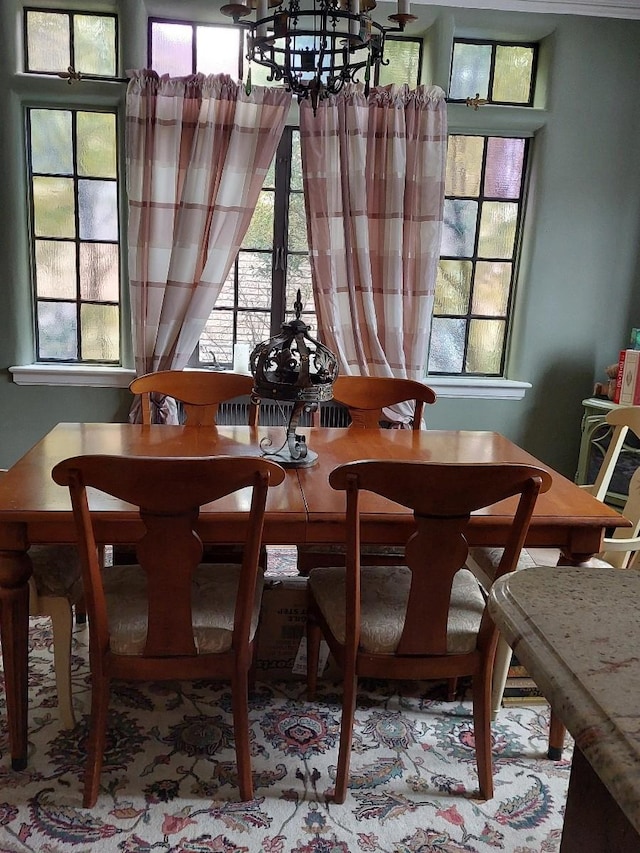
[300,83,447,422]
[126,71,291,421]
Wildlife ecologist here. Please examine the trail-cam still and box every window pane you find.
[237,312,271,351]
[484,137,525,198]
[288,194,308,252]
[442,199,477,257]
[216,268,235,308]
[286,255,314,315]
[290,133,303,192]
[151,22,193,77]
[449,43,491,100]
[26,11,70,72]
[78,180,118,241]
[428,318,465,373]
[30,110,73,175]
[477,202,518,259]
[466,319,505,373]
[237,253,272,309]
[74,15,116,76]
[378,39,420,88]
[81,304,119,361]
[200,311,234,367]
[35,241,76,299]
[38,302,77,360]
[80,244,120,301]
[472,262,511,315]
[445,136,484,197]
[33,177,75,238]
[196,26,240,75]
[244,192,274,249]
[493,45,534,104]
[77,113,117,179]
[434,260,472,314]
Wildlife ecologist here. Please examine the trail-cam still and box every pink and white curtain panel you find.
[126,71,291,381]
[300,83,447,420]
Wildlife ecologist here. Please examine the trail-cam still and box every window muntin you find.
[449,39,537,107]
[24,8,117,78]
[429,134,528,376]
[28,107,120,362]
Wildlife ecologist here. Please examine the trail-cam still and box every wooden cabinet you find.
[575,397,640,507]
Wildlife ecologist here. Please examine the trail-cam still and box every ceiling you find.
[411,0,640,18]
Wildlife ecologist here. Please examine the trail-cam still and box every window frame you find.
[448,37,539,108]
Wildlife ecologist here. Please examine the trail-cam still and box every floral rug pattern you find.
[0,611,572,853]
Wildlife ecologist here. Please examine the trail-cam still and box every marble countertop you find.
[488,566,640,834]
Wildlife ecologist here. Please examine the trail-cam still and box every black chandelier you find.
[221,0,417,110]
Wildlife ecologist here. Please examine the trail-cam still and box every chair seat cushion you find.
[29,545,82,600]
[103,563,264,656]
[308,565,485,655]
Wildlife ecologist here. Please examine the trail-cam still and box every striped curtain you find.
[300,84,447,421]
[126,71,291,389]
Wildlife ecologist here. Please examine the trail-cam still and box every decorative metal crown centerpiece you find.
[221,0,417,113]
[250,290,338,467]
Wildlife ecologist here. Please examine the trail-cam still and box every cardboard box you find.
[255,576,339,681]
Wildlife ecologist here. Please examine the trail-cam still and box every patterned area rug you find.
[0,614,573,853]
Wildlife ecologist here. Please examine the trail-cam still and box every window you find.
[429,135,529,375]
[448,38,537,107]
[24,9,121,363]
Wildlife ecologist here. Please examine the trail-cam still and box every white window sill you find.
[9,364,531,400]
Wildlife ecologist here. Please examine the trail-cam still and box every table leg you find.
[0,543,32,770]
[560,745,639,852]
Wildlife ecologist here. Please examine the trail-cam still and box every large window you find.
[24,9,121,363]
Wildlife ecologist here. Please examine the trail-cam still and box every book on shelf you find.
[614,350,627,403]
[619,349,640,405]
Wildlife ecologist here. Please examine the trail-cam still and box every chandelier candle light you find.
[221,0,417,112]
[250,290,338,468]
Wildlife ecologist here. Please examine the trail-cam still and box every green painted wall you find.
[1,2,640,476]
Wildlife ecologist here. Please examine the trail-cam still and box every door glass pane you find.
[449,43,491,100]
[30,110,73,175]
[466,319,504,373]
[445,136,483,197]
[286,255,314,315]
[434,260,472,314]
[237,311,271,351]
[493,45,534,104]
[244,192,275,249]
[472,262,511,316]
[484,138,525,198]
[33,177,75,238]
[35,241,76,299]
[80,244,120,301]
[38,302,77,360]
[199,311,234,367]
[428,318,465,373]
[290,133,303,192]
[477,202,517,259]
[442,199,477,257]
[81,303,119,361]
[237,253,272,309]
[288,194,308,252]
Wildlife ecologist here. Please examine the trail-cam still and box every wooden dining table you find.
[0,422,626,770]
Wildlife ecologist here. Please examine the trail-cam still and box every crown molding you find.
[413,0,640,19]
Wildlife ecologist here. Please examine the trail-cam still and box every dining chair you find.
[298,375,437,575]
[0,469,82,729]
[127,369,262,567]
[306,460,551,803]
[52,453,285,807]
[130,369,259,427]
[466,405,640,723]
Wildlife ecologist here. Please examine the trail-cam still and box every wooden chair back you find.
[329,460,552,659]
[587,406,640,501]
[322,375,436,429]
[130,370,258,426]
[52,455,285,661]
